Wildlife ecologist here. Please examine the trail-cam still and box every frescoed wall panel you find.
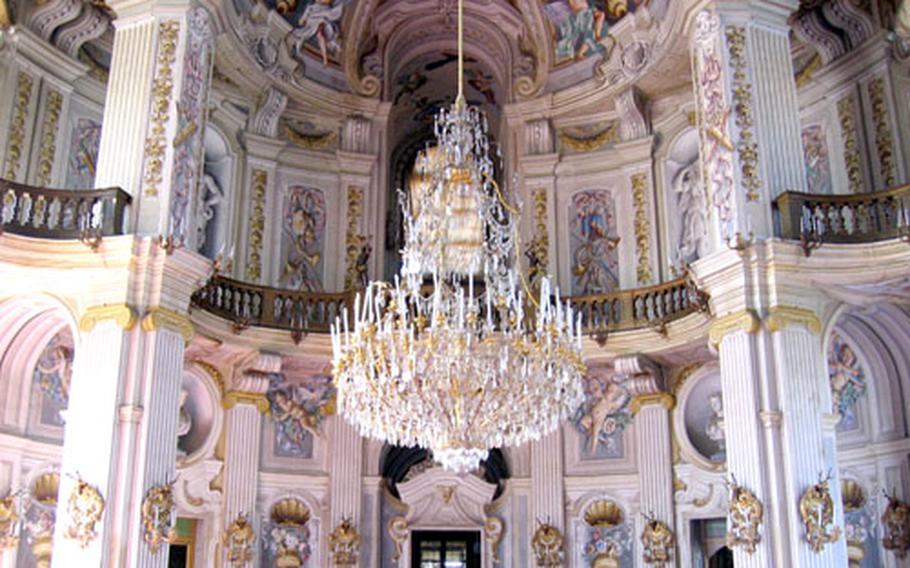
[280,186,327,291]
[568,190,620,295]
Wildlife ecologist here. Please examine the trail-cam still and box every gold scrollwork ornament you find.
[882,491,910,559]
[531,521,564,567]
[0,494,19,549]
[641,513,674,564]
[799,473,842,553]
[65,477,105,548]
[725,479,763,554]
[142,482,178,554]
[328,517,360,567]
[223,513,256,567]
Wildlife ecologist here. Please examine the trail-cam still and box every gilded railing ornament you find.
[799,471,841,553]
[882,490,910,559]
[64,476,105,548]
[531,520,564,567]
[640,512,674,564]
[223,512,256,567]
[328,517,360,567]
[141,482,177,554]
[0,493,20,549]
[725,476,763,554]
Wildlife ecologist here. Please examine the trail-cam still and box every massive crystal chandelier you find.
[330,0,585,473]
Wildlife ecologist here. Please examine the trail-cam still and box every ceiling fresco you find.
[542,0,646,66]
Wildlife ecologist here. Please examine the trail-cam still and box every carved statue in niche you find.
[705,391,726,460]
[882,491,910,559]
[799,473,841,553]
[195,172,223,253]
[673,160,707,268]
[569,191,620,295]
[531,521,564,567]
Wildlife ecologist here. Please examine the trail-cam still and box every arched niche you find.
[568,493,636,568]
[197,124,238,260]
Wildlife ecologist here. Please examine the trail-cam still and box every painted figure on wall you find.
[569,190,620,295]
[802,124,832,194]
[272,0,347,66]
[32,330,74,427]
[542,0,640,63]
[572,369,631,459]
[267,374,336,458]
[828,331,867,431]
[281,186,326,291]
[65,118,102,190]
[673,160,707,268]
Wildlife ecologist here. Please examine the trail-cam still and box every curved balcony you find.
[190,274,710,340]
[0,178,131,243]
[774,183,910,253]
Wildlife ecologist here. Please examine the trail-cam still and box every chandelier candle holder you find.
[330,0,585,473]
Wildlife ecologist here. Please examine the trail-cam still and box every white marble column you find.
[530,430,564,535]
[50,244,209,568]
[220,354,275,568]
[329,418,364,528]
[689,1,807,246]
[94,0,213,239]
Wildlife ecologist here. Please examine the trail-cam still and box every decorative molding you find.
[0,494,19,550]
[141,306,194,342]
[524,119,554,155]
[526,188,549,291]
[531,522,564,567]
[836,94,864,193]
[726,481,763,554]
[4,71,34,181]
[708,310,761,348]
[630,392,675,415]
[78,304,138,332]
[250,87,288,138]
[141,482,177,554]
[765,306,821,335]
[328,518,360,567]
[282,124,337,150]
[867,77,896,187]
[343,186,366,290]
[64,476,104,548]
[246,169,267,282]
[557,122,618,152]
[631,173,652,285]
[35,89,63,187]
[484,516,504,565]
[799,474,841,553]
[194,360,224,393]
[223,513,256,567]
[794,53,822,88]
[616,87,650,141]
[55,4,110,58]
[223,390,270,415]
[641,514,675,564]
[725,25,760,201]
[142,19,180,197]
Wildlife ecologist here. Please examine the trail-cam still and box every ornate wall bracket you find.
[531,521,564,567]
[141,482,178,554]
[0,493,19,549]
[223,512,256,567]
[328,517,360,567]
[64,476,104,548]
[799,473,842,553]
[725,479,763,554]
[640,513,675,564]
[882,491,910,559]
[483,516,504,565]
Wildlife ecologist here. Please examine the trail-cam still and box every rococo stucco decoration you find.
[573,369,632,459]
[328,517,360,567]
[142,19,179,198]
[828,331,867,430]
[0,494,19,550]
[640,513,674,565]
[266,498,312,567]
[531,521,564,567]
[224,513,257,566]
[725,478,763,554]
[799,473,842,553]
[267,373,336,458]
[882,491,910,559]
[64,477,105,548]
[141,482,177,554]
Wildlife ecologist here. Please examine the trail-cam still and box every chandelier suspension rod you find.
[457,0,464,106]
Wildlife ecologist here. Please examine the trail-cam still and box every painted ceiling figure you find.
[288,0,346,66]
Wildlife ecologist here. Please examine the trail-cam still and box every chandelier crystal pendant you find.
[330,0,586,473]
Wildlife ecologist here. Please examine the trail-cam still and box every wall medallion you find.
[531,521,564,567]
[882,490,910,559]
[725,478,763,554]
[799,472,841,553]
[64,476,105,548]
[141,482,177,554]
[640,513,674,564]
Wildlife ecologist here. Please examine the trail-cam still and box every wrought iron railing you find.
[774,183,910,253]
[192,274,710,341]
[0,178,131,240]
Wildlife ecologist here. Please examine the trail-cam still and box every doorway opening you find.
[411,530,481,568]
